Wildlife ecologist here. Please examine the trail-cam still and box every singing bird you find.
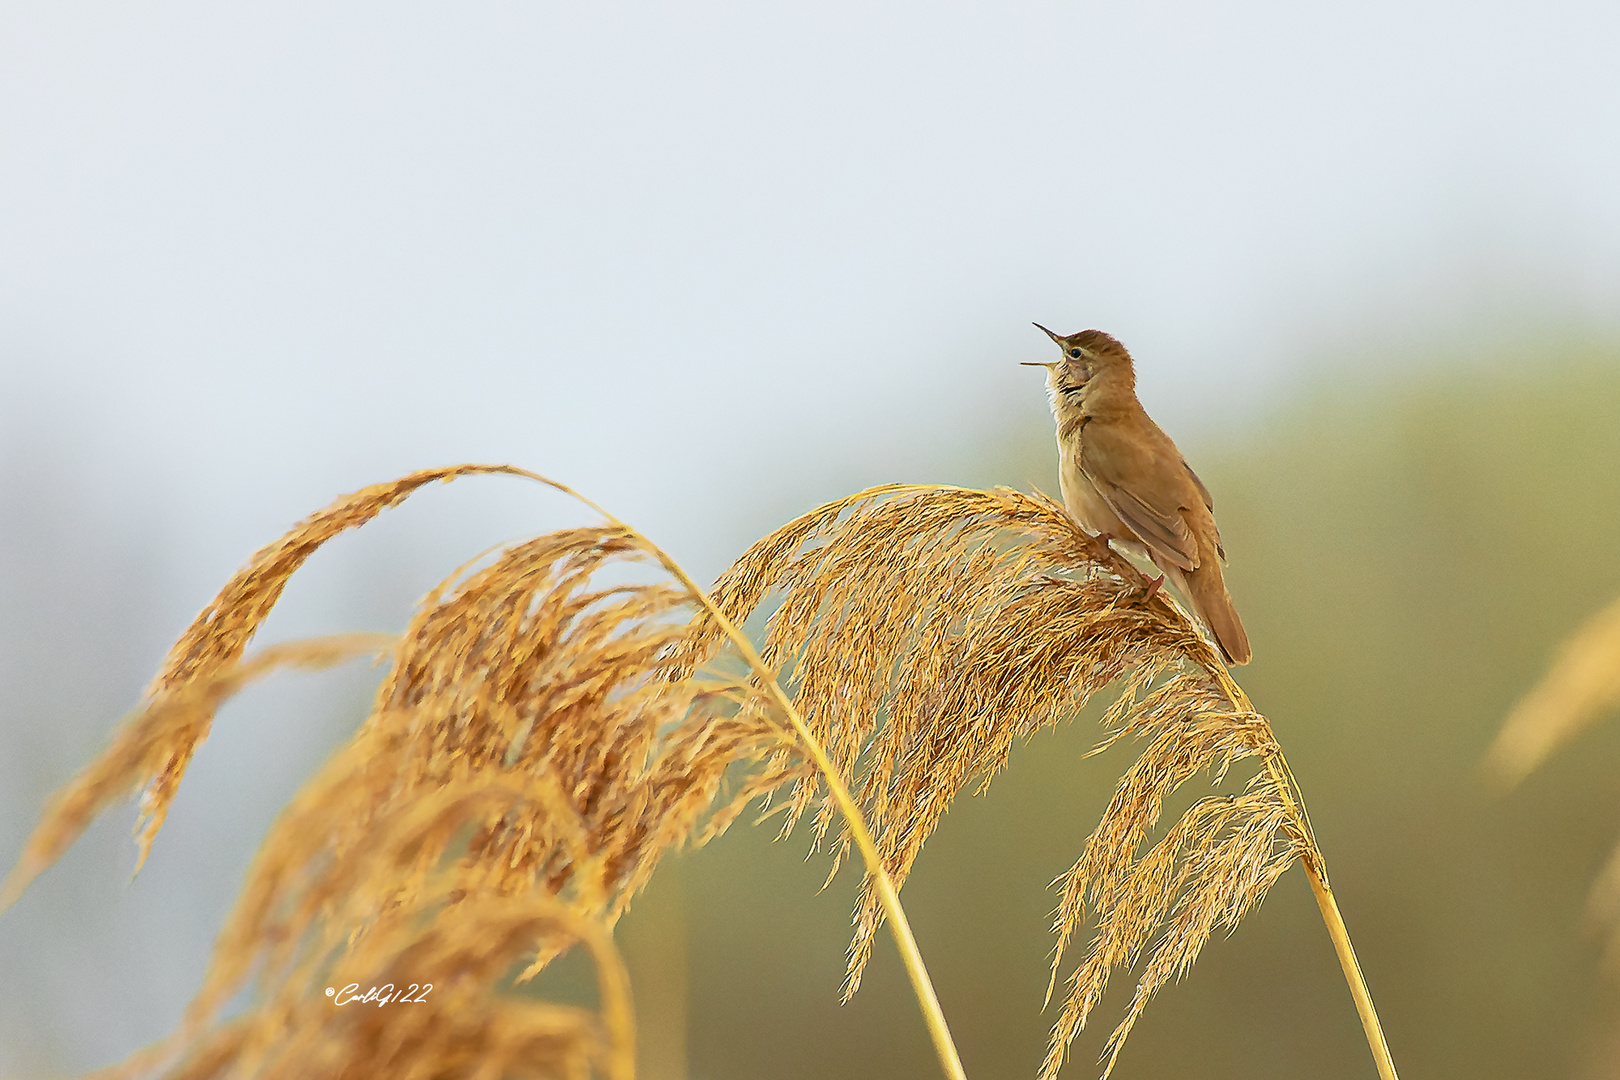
[1024,324,1251,666]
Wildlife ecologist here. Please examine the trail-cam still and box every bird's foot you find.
[1139,574,1165,603]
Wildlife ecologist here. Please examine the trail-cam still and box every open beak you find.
[1026,322,1063,367]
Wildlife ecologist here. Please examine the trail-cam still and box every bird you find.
[1023,324,1251,666]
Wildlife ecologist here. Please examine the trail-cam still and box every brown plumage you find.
[1026,325,1252,665]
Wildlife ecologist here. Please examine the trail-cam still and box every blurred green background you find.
[614,337,1620,1080]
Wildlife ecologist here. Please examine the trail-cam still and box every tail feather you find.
[1173,563,1251,666]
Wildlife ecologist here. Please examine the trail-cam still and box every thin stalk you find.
[1301,853,1400,1080]
[656,551,970,1080]
[516,469,969,1080]
[1208,664,1399,1080]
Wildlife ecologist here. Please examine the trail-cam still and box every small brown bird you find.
[1024,324,1251,665]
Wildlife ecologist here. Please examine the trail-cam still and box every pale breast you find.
[1057,436,1132,542]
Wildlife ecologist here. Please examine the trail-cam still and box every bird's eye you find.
[1068,348,1082,358]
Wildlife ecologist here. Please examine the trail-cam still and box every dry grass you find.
[670,483,1358,1079]
[1487,592,1620,975]
[0,633,394,911]
[2,468,1392,1080]
[139,883,636,1080]
[4,465,805,1079]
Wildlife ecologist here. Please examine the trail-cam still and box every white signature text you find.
[326,983,432,1006]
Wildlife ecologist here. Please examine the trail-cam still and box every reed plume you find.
[1486,592,1620,974]
[673,482,1395,1079]
[2,465,821,1079]
[147,869,637,1080]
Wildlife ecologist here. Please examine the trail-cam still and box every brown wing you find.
[1183,460,1227,562]
[1080,425,1200,572]
[1185,461,1213,511]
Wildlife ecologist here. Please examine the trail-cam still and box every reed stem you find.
[1301,852,1400,1080]
[1208,663,1399,1080]
[660,559,970,1080]
[529,472,969,1080]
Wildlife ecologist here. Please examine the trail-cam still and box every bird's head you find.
[1022,325,1134,407]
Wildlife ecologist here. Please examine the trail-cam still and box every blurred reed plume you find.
[1,466,1396,1080]
[1487,593,1620,973]
[669,483,1395,1079]
[1485,593,1620,789]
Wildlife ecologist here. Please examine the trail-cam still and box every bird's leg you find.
[1088,530,1151,588]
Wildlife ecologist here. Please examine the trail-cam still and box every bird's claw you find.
[1140,574,1165,603]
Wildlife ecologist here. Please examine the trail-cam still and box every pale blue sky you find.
[4,1,1619,565]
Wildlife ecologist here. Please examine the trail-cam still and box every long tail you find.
[1171,562,1251,666]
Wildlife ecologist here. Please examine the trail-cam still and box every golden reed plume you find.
[670,482,1395,1079]
[2,467,1397,1080]
[3,465,808,1080]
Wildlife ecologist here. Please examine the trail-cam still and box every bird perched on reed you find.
[1024,324,1251,665]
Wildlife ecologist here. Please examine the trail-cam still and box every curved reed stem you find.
[1302,857,1398,1080]
[518,470,970,1080]
[1208,665,1398,1080]
[658,558,969,1080]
